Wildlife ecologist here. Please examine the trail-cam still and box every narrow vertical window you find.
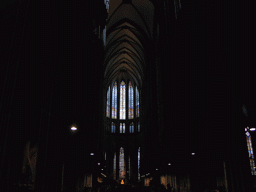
[246,130,256,175]
[138,147,140,180]
[119,147,125,178]
[106,86,110,117]
[113,152,116,180]
[120,80,126,119]
[129,123,134,133]
[112,81,117,119]
[136,86,139,117]
[120,123,125,133]
[128,81,134,119]
[138,122,140,132]
[111,122,116,133]
[123,123,125,133]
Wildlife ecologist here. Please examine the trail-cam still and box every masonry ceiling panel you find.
[104,0,154,87]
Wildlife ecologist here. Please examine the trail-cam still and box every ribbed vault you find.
[104,0,154,87]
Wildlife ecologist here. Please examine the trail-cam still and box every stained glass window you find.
[113,152,116,180]
[246,130,256,175]
[138,122,140,132]
[106,86,110,117]
[120,123,125,133]
[129,123,134,133]
[111,122,116,133]
[120,81,126,119]
[112,81,117,119]
[136,86,139,117]
[119,147,125,178]
[128,81,134,119]
[138,147,140,180]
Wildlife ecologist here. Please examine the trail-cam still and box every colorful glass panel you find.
[112,82,117,119]
[106,86,110,117]
[111,122,116,133]
[138,147,140,180]
[128,81,134,119]
[136,86,139,117]
[129,123,134,133]
[119,147,125,178]
[120,123,125,133]
[246,130,256,175]
[120,81,126,119]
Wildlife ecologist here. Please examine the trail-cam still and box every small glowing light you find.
[156,168,158,170]
[121,180,124,184]
[192,153,195,155]
[98,163,100,165]
[71,126,77,131]
[101,169,103,170]
[90,153,94,155]
[168,163,171,165]
[250,128,256,131]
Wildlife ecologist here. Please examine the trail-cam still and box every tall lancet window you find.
[120,80,126,119]
[128,81,134,119]
[106,86,110,117]
[120,123,125,133]
[246,129,256,175]
[129,123,134,133]
[136,86,139,117]
[112,81,117,119]
[138,147,140,180]
[138,122,140,132]
[119,147,125,178]
[111,122,116,133]
[113,152,116,180]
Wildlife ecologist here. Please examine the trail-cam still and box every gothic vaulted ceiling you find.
[104,0,154,87]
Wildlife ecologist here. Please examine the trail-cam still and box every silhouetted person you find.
[167,184,172,192]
